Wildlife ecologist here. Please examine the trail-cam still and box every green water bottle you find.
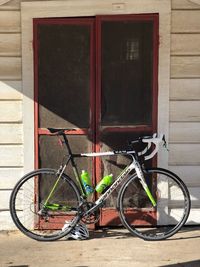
[81,170,94,196]
[95,174,113,194]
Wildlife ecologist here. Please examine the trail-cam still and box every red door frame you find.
[95,14,159,226]
[33,14,159,227]
[33,17,96,176]
[33,18,96,229]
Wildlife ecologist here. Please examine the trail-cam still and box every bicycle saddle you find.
[47,128,76,135]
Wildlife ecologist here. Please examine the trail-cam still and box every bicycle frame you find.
[10,128,190,242]
[78,151,156,215]
[44,133,156,216]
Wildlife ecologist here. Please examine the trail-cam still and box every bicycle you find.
[10,128,191,241]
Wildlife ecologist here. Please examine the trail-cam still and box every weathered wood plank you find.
[0,0,60,11]
[0,81,22,99]
[0,57,21,80]
[0,168,23,189]
[169,166,200,187]
[187,209,200,224]
[0,0,20,10]
[171,34,200,55]
[169,144,200,165]
[172,0,200,10]
[170,79,200,100]
[169,208,200,225]
[0,145,23,166]
[0,11,20,32]
[189,187,200,207]
[0,101,22,122]
[0,211,17,230]
[0,190,11,209]
[172,10,200,33]
[170,122,200,143]
[170,101,200,122]
[170,187,200,207]
[0,123,23,143]
[171,56,200,78]
[0,33,21,56]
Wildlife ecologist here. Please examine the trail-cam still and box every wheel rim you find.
[10,169,80,240]
[119,169,190,240]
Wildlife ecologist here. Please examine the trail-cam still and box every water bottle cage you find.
[101,184,111,194]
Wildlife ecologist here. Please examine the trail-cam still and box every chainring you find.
[81,202,100,224]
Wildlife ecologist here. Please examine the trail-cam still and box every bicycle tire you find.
[10,168,81,241]
[117,167,190,241]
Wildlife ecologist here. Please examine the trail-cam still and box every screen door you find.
[33,14,159,227]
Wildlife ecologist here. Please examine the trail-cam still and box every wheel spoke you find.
[10,169,81,241]
[118,168,190,240]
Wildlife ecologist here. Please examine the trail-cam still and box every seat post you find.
[62,133,85,196]
[62,133,73,157]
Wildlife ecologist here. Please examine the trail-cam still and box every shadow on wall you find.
[1,18,156,171]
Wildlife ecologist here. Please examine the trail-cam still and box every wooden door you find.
[33,14,158,227]
[33,18,95,185]
[95,15,158,226]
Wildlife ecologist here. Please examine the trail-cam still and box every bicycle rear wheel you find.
[10,168,81,241]
[118,168,190,241]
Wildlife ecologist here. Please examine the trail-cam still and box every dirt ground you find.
[0,226,200,267]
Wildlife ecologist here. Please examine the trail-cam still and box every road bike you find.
[10,129,190,241]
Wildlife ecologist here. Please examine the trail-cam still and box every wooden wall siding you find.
[172,0,200,9]
[0,0,67,11]
[187,210,200,224]
[0,57,21,80]
[170,165,200,214]
[0,11,20,32]
[0,145,23,166]
[170,101,200,122]
[171,34,200,55]
[189,187,200,207]
[0,0,21,10]
[169,144,200,165]
[0,190,11,210]
[0,211,17,230]
[172,11,200,33]
[0,81,22,99]
[171,1,200,221]
[170,79,200,100]
[0,168,23,189]
[0,124,23,144]
[170,122,200,143]
[0,33,21,56]
[170,166,200,186]
[0,101,22,122]
[171,56,200,78]
[170,187,200,207]
[0,1,23,229]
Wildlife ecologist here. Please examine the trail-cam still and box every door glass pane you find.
[101,21,153,126]
[37,23,91,128]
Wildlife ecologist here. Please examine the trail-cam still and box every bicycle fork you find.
[134,161,157,207]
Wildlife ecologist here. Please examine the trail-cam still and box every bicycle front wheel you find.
[10,168,81,241]
[118,168,190,241]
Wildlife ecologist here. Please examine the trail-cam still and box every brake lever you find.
[162,135,169,151]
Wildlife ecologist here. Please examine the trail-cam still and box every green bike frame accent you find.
[43,169,64,207]
[143,184,156,207]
